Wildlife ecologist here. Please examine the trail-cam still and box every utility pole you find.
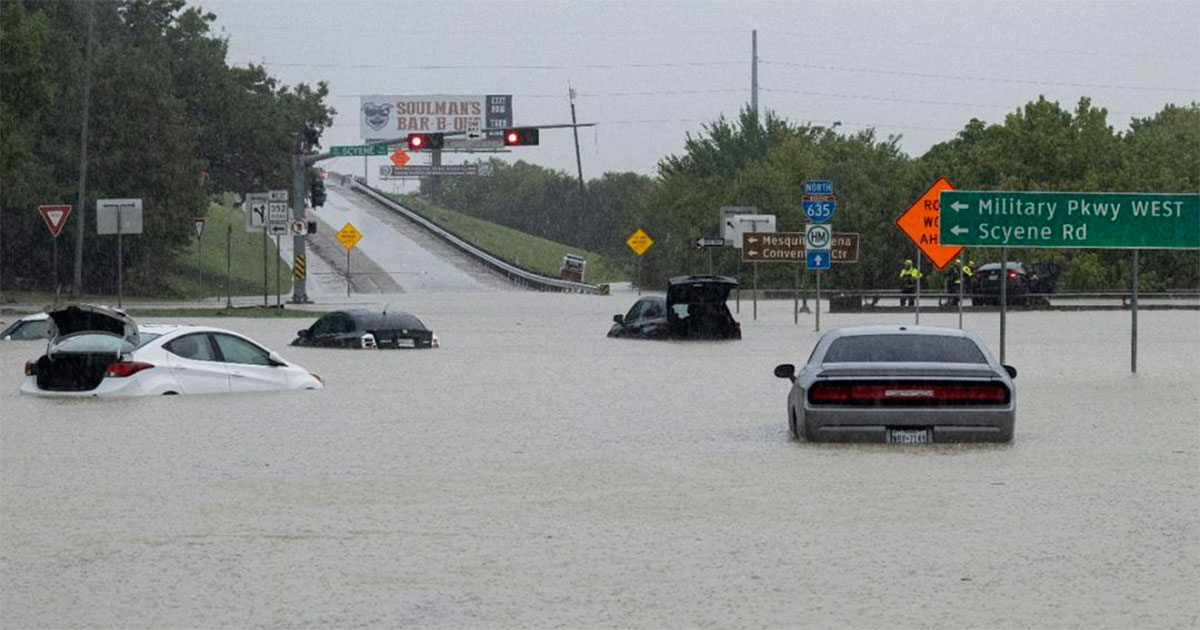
[569,85,586,208]
[750,29,758,115]
[71,3,94,297]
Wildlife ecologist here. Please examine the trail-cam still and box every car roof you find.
[668,274,737,286]
[976,262,1026,271]
[327,309,428,330]
[822,325,976,340]
[15,312,50,322]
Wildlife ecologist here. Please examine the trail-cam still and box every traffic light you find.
[407,133,445,150]
[309,178,326,208]
[502,127,539,146]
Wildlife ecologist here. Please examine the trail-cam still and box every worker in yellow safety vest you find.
[946,258,973,306]
[899,259,922,306]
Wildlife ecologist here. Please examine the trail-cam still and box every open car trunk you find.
[666,275,741,339]
[35,305,138,392]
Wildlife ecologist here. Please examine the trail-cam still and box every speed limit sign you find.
[805,223,832,250]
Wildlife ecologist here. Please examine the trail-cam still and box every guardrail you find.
[754,288,1199,312]
[348,179,605,295]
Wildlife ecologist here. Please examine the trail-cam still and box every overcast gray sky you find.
[202,1,1199,183]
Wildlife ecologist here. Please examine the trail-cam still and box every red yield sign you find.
[895,176,962,270]
[38,204,72,237]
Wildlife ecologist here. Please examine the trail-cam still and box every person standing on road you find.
[899,259,922,306]
[945,258,972,306]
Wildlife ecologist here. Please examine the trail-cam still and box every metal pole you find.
[958,255,964,329]
[262,225,268,306]
[1132,249,1139,373]
[815,270,821,332]
[1000,247,1008,365]
[753,262,758,321]
[290,154,309,303]
[52,237,59,307]
[915,251,921,325]
[275,235,281,307]
[346,247,351,297]
[72,3,94,298]
[707,248,713,275]
[750,30,758,115]
[637,256,642,296]
[736,257,741,313]
[225,223,232,309]
[570,87,585,204]
[794,263,799,325]
[117,205,123,308]
[197,231,203,300]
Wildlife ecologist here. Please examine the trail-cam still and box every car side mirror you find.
[612,314,624,324]
[1004,365,1017,379]
[774,364,796,381]
[296,329,309,338]
[267,350,287,367]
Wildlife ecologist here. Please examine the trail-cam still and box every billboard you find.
[360,95,512,141]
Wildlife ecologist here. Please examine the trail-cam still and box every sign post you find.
[337,222,363,297]
[194,217,205,300]
[38,204,72,304]
[96,199,143,308]
[896,177,961,324]
[626,229,653,295]
[941,189,1200,371]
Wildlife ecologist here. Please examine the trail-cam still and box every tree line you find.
[1,0,333,296]
[432,98,1198,292]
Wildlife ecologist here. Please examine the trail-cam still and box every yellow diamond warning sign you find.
[337,222,362,250]
[626,228,653,256]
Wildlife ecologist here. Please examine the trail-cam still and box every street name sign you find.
[895,176,962,270]
[626,229,654,256]
[96,199,143,235]
[38,204,72,237]
[939,191,1200,249]
[331,144,389,157]
[804,179,833,195]
[740,231,859,264]
[379,164,492,178]
[337,223,362,250]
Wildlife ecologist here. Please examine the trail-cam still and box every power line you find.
[232,60,743,71]
[761,60,1198,93]
[760,87,1155,117]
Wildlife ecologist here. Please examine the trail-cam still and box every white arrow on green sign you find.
[939,191,1199,249]
[330,144,389,157]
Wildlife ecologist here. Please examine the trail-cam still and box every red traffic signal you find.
[502,127,539,146]
[406,133,444,150]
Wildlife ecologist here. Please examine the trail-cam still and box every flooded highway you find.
[2,291,1197,628]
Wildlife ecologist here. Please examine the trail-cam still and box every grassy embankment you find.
[1,198,291,310]
[388,193,623,284]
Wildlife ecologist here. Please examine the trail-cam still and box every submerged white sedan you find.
[20,304,323,397]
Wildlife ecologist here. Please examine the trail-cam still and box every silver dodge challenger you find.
[775,325,1016,443]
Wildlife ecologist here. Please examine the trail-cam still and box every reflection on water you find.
[3,291,1198,628]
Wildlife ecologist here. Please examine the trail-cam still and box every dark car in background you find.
[293,309,440,349]
[969,261,1059,306]
[609,275,741,340]
[774,325,1016,443]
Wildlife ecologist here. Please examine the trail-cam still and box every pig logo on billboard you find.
[361,102,392,131]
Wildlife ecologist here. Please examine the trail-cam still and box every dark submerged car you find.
[609,275,741,340]
[293,310,440,349]
[969,261,1059,306]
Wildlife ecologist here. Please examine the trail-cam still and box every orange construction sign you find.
[390,148,410,169]
[895,176,962,270]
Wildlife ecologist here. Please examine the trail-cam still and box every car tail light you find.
[361,333,376,349]
[104,361,154,378]
[1008,270,1018,279]
[431,334,441,348]
[24,360,36,376]
[810,381,1009,406]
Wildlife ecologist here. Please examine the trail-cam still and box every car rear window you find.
[823,334,988,364]
[50,332,135,354]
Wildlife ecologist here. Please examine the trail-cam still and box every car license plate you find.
[887,428,931,444]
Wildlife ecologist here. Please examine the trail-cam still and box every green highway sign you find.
[940,191,1199,249]
[330,144,389,157]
